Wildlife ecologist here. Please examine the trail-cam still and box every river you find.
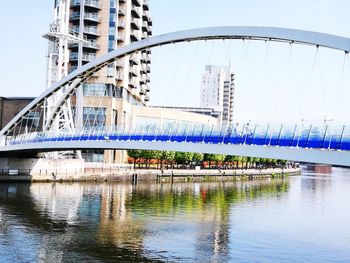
[0,166,349,262]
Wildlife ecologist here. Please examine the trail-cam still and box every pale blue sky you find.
[0,0,349,121]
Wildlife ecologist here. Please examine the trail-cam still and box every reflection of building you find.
[307,164,332,174]
[98,184,145,248]
[200,65,235,126]
[30,183,83,224]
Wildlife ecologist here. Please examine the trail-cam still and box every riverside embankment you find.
[0,167,300,182]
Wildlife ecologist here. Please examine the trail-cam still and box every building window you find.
[83,107,106,128]
[83,83,110,97]
[108,40,115,51]
[82,150,104,163]
[21,111,40,128]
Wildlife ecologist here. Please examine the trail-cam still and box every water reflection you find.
[0,180,288,262]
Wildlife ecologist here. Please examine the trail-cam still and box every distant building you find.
[200,65,235,126]
[0,97,36,131]
[152,106,221,119]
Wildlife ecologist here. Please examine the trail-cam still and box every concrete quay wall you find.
[0,158,300,182]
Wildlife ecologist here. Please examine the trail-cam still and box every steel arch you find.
[2,26,350,136]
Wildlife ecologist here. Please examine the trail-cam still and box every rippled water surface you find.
[1,166,350,262]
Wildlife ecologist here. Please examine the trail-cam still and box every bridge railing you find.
[3,123,350,151]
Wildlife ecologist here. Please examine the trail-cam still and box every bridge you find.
[1,26,350,166]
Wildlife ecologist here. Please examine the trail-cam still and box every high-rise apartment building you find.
[45,0,152,162]
[200,65,235,126]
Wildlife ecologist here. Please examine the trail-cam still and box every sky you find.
[0,0,349,122]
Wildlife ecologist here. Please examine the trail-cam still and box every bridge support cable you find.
[333,53,347,119]
[300,47,319,122]
[166,42,186,107]
[180,41,200,119]
[288,43,303,121]
[315,49,329,121]
[264,40,276,121]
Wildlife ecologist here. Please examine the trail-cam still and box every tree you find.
[204,154,226,168]
[278,159,288,167]
[140,150,162,168]
[175,152,194,167]
[225,155,243,168]
[246,156,255,169]
[192,153,204,165]
[127,150,142,168]
[161,151,176,168]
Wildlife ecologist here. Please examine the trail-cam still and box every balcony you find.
[70,52,96,62]
[142,11,150,21]
[118,7,126,16]
[129,54,139,65]
[142,32,148,39]
[143,0,149,11]
[70,12,100,23]
[141,54,147,62]
[129,78,138,88]
[139,88,146,95]
[116,60,124,68]
[71,0,100,9]
[131,17,140,30]
[131,7,141,18]
[71,26,100,36]
[84,12,100,23]
[68,40,100,50]
[70,12,80,21]
[129,66,138,77]
[132,0,141,7]
[140,64,147,74]
[144,64,151,73]
[142,21,150,32]
[118,19,125,29]
[130,29,139,42]
[140,75,146,84]
[117,33,125,43]
[140,55,151,64]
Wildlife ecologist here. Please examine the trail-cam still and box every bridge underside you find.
[2,141,350,167]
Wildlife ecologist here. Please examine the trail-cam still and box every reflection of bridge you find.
[1,26,350,165]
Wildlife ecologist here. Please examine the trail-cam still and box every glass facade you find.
[82,83,125,98]
[83,83,110,97]
[82,149,104,162]
[83,107,106,127]
[21,112,41,128]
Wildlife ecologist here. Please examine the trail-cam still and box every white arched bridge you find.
[1,26,350,166]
